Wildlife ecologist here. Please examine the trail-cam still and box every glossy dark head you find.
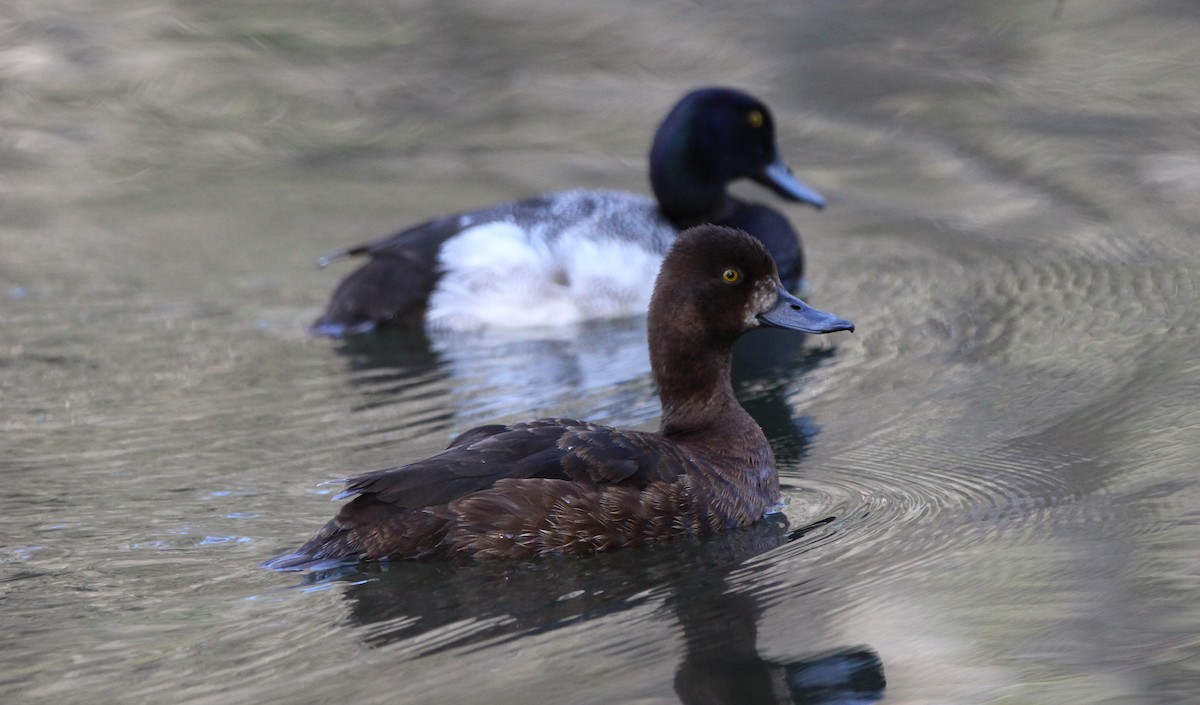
[649,87,826,221]
[648,225,853,351]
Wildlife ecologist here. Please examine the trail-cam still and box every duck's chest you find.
[694,445,781,527]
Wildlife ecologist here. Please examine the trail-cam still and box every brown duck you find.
[266,224,853,569]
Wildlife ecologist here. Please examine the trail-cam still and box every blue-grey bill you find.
[761,158,827,209]
[758,285,854,334]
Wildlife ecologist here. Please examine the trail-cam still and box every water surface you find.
[4,2,1200,703]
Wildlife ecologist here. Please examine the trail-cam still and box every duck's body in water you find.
[311,87,827,335]
[266,225,853,569]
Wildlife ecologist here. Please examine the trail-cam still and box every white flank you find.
[427,220,665,331]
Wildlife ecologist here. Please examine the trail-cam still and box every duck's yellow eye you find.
[747,110,764,129]
[722,268,742,284]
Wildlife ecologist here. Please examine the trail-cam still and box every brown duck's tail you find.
[263,500,454,570]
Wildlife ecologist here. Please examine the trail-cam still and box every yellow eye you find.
[747,110,763,129]
[722,268,742,284]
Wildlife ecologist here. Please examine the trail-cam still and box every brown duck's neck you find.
[653,340,757,440]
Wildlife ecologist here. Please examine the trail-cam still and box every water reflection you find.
[4,0,1200,702]
[668,537,884,705]
[675,603,884,705]
[326,317,844,464]
[297,515,883,704]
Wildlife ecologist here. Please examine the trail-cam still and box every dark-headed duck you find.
[267,225,852,568]
[311,87,827,336]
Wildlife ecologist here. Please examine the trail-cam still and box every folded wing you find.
[337,418,689,510]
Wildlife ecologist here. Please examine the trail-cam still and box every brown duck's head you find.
[648,225,854,350]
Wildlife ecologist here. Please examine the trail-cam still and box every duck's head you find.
[649,225,853,352]
[649,87,826,221]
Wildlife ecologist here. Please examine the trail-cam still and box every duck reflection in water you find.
[329,320,840,471]
[671,556,886,705]
[316,517,884,704]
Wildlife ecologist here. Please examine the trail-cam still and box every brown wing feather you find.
[336,419,691,511]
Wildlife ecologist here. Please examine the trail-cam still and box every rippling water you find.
[4,2,1200,704]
